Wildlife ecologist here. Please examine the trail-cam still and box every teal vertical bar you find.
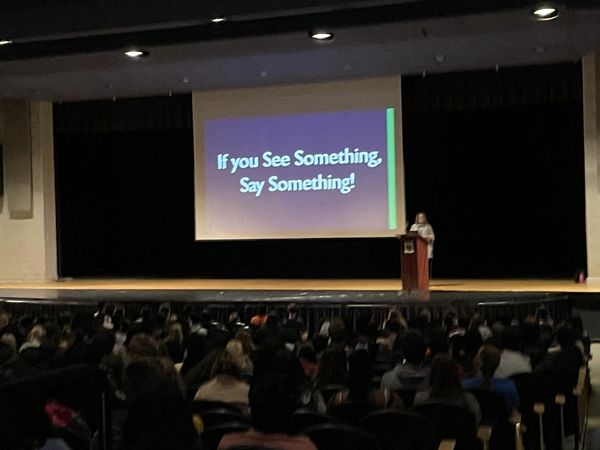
[386,108,397,230]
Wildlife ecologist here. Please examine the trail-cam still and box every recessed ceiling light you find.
[310,31,334,41]
[124,49,148,58]
[531,4,559,21]
[0,39,12,46]
[211,16,227,23]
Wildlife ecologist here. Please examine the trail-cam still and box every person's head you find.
[429,354,463,400]
[0,340,16,366]
[475,344,501,385]
[180,333,205,376]
[92,329,116,358]
[556,326,577,348]
[209,349,241,379]
[348,349,372,401]
[166,323,183,344]
[127,333,163,360]
[234,328,254,355]
[427,329,450,359]
[402,331,427,365]
[27,324,46,343]
[329,318,347,345]
[226,339,245,367]
[121,357,195,450]
[500,327,524,352]
[415,212,428,224]
[256,305,268,316]
[249,372,298,433]
[287,303,298,318]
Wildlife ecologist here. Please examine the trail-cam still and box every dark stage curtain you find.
[53,63,586,278]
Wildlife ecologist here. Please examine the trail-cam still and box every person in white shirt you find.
[410,211,435,276]
[494,327,532,378]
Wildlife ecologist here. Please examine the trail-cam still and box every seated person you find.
[495,327,531,378]
[194,349,250,413]
[535,325,584,391]
[415,354,481,425]
[381,331,430,391]
[218,372,317,450]
[463,344,520,412]
[330,348,402,410]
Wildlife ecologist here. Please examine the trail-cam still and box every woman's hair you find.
[234,328,255,355]
[121,357,196,450]
[166,323,183,345]
[415,211,428,223]
[429,354,463,400]
[209,349,241,379]
[475,345,501,389]
[27,324,46,343]
[226,339,245,368]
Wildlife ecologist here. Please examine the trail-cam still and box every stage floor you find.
[0,278,597,306]
[0,278,597,293]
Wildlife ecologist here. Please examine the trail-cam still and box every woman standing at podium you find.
[410,212,435,277]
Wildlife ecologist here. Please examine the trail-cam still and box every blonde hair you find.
[167,323,183,345]
[28,324,46,343]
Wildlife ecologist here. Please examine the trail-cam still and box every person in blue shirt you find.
[462,344,520,412]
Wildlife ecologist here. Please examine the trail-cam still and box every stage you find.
[2,278,599,336]
[0,277,597,304]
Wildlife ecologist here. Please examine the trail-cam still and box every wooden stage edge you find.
[0,278,599,293]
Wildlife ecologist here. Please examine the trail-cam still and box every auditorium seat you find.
[319,384,345,403]
[304,423,381,450]
[287,408,334,434]
[192,400,244,416]
[468,388,513,450]
[359,409,439,450]
[226,446,283,450]
[327,402,378,426]
[199,408,250,429]
[412,402,479,450]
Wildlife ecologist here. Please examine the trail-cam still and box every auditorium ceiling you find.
[0,0,599,100]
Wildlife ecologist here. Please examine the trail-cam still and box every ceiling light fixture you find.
[0,39,12,46]
[124,49,148,58]
[531,3,559,21]
[211,16,227,23]
[310,31,334,41]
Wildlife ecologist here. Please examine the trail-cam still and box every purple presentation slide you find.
[199,109,393,238]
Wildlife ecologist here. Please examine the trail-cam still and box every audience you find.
[0,302,590,450]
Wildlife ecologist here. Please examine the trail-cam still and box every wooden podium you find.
[399,233,429,292]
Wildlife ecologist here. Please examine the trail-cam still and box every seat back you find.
[328,402,378,425]
[288,408,333,434]
[305,423,380,450]
[192,400,243,415]
[360,409,438,450]
[412,401,478,450]
[468,388,512,450]
[200,408,250,429]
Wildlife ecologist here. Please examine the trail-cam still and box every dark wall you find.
[54,64,586,279]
